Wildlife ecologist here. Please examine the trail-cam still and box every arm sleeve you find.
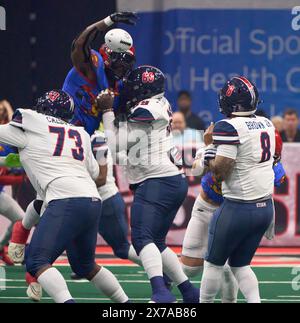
[0,124,27,149]
[216,144,238,160]
[213,121,240,145]
[127,107,156,123]
[103,111,131,156]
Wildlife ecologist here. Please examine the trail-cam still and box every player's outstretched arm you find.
[71,12,137,81]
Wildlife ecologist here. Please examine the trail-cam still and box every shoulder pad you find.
[213,120,240,145]
[10,109,24,128]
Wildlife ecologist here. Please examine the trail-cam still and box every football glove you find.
[110,12,138,25]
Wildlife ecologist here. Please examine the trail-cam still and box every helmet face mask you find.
[100,45,136,81]
[218,76,259,117]
[109,51,136,80]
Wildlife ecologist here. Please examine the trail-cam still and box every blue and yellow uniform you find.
[63,50,123,135]
[201,161,285,206]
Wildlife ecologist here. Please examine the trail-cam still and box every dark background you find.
[0,0,116,109]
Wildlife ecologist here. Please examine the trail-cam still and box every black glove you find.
[110,12,138,25]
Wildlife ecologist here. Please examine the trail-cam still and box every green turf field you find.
[0,265,299,303]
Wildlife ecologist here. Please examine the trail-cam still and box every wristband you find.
[104,16,114,27]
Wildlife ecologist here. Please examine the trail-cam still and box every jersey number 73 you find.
[49,126,84,161]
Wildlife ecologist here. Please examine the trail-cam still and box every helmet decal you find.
[142,71,155,83]
[226,84,235,97]
[48,91,60,102]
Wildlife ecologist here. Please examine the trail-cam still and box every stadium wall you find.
[1,144,298,247]
[118,0,300,125]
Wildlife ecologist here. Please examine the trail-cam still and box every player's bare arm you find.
[94,164,108,187]
[71,12,137,81]
[208,155,235,181]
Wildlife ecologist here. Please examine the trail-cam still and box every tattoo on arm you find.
[209,155,235,181]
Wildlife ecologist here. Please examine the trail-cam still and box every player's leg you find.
[25,198,98,303]
[131,178,178,303]
[98,193,133,260]
[66,198,129,303]
[221,262,239,303]
[181,196,238,303]
[229,199,274,303]
[152,176,199,303]
[181,196,217,278]
[200,200,249,303]
[9,199,42,263]
[0,192,24,265]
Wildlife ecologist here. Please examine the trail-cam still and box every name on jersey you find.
[46,116,67,125]
[245,119,272,131]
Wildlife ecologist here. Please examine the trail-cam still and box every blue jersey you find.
[63,50,123,135]
[201,172,224,205]
[0,144,16,193]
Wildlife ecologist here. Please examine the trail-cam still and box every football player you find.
[63,12,137,135]
[199,76,275,303]
[181,129,285,303]
[0,102,25,265]
[96,66,199,303]
[1,90,129,303]
[0,145,25,265]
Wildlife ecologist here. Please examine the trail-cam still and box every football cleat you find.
[0,246,14,266]
[182,286,200,304]
[26,272,42,302]
[8,242,25,264]
[8,221,30,263]
[149,290,177,303]
[26,283,42,302]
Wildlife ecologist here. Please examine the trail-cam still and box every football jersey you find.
[124,96,181,184]
[7,109,100,203]
[63,50,123,135]
[213,115,275,201]
[103,96,181,184]
[91,131,118,201]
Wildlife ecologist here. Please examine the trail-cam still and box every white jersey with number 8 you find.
[213,115,275,201]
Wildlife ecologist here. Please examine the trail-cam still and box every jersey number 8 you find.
[260,132,271,163]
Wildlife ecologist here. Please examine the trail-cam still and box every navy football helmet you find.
[218,76,259,117]
[123,65,165,109]
[34,90,75,122]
